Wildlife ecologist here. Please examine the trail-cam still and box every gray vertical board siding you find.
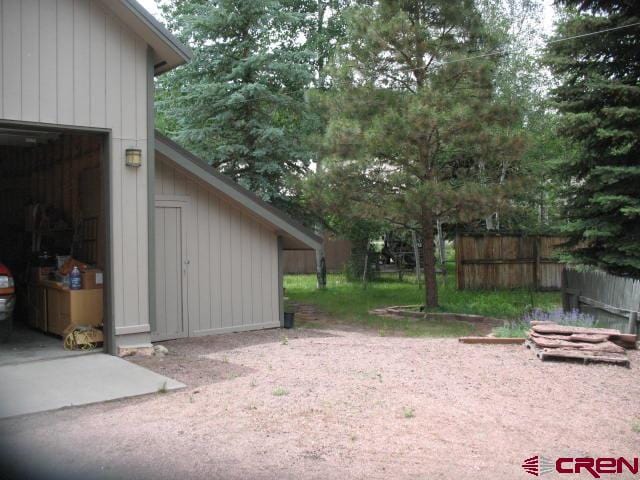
[2,0,21,118]
[196,185,211,331]
[153,199,188,340]
[277,236,284,326]
[147,47,156,335]
[155,205,167,337]
[230,205,243,326]
[1,0,150,337]
[219,195,233,328]
[163,206,181,336]
[90,0,107,127]
[73,0,91,125]
[39,0,57,123]
[135,138,150,328]
[0,0,3,116]
[155,156,281,338]
[21,0,39,120]
[57,0,74,124]
[102,131,115,353]
[208,193,222,330]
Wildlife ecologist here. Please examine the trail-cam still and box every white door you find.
[153,200,189,341]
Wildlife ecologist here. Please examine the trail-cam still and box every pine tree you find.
[546,0,640,276]
[156,0,314,205]
[307,0,524,307]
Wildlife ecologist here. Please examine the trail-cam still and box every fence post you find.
[628,311,638,335]
[455,233,463,290]
[561,267,569,312]
[533,237,540,291]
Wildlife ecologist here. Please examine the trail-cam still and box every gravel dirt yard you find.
[1,326,639,480]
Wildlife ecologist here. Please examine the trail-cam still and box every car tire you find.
[0,317,11,343]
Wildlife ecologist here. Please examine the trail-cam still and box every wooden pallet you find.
[525,340,630,367]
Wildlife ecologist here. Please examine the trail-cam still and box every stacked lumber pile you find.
[525,321,637,367]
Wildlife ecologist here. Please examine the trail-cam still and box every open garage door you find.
[0,125,111,362]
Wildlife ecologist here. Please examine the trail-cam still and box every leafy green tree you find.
[546,0,640,276]
[484,108,576,233]
[295,0,356,288]
[156,0,314,205]
[306,1,524,307]
[477,0,545,230]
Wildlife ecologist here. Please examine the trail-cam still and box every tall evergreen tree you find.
[546,0,640,276]
[305,0,524,307]
[156,0,314,205]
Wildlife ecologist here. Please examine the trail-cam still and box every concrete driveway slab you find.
[0,324,94,366]
[0,353,184,418]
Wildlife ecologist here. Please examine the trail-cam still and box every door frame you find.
[152,195,190,341]
[0,120,113,352]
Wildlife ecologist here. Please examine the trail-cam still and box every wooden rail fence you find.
[562,268,640,334]
[455,233,566,290]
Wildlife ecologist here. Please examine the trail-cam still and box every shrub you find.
[493,308,596,338]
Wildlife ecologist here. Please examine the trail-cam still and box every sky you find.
[138,0,557,36]
[138,0,161,18]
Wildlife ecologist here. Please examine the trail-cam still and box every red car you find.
[0,262,15,340]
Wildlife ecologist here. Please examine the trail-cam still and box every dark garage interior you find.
[0,126,107,360]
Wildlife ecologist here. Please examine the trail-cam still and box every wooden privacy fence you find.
[562,268,640,333]
[455,233,566,290]
[283,234,352,274]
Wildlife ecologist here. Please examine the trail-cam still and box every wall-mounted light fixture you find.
[125,148,142,168]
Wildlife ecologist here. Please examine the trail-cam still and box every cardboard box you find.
[46,286,103,336]
[81,269,104,290]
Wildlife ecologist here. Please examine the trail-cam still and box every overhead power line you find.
[421,21,640,69]
[164,21,640,110]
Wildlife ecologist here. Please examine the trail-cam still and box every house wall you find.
[0,0,151,346]
[155,156,280,336]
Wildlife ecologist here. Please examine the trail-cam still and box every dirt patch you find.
[128,328,336,387]
[1,327,639,480]
[369,305,502,336]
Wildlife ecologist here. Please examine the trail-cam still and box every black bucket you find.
[283,312,295,329]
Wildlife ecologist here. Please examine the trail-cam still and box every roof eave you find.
[154,133,322,251]
[99,0,192,75]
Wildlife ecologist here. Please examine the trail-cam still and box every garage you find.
[152,133,322,341]
[0,0,190,355]
[0,126,109,359]
[0,0,320,359]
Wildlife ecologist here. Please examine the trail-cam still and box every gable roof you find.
[99,0,191,75]
[155,132,322,251]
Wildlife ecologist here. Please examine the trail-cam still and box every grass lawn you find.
[284,263,560,337]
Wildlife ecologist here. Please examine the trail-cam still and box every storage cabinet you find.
[28,281,103,336]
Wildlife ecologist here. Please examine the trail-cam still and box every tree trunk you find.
[411,229,421,288]
[315,244,327,289]
[362,241,369,287]
[314,154,327,289]
[485,212,495,230]
[421,207,438,308]
[436,219,445,266]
